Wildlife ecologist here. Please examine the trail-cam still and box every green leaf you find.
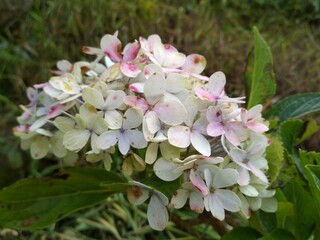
[305,165,320,219]
[264,93,320,121]
[292,179,316,240]
[278,119,304,173]
[257,211,277,234]
[245,27,276,109]
[266,136,284,183]
[142,174,180,199]
[0,167,128,230]
[222,227,262,240]
[276,202,293,232]
[299,150,320,177]
[259,228,296,240]
[297,119,320,144]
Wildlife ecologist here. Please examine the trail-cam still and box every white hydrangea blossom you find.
[14,32,276,231]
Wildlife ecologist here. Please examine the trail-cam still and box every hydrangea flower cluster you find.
[14,32,276,231]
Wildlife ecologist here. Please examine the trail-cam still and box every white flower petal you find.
[118,132,130,155]
[207,71,226,97]
[82,87,105,109]
[144,111,160,134]
[147,194,168,231]
[167,126,191,148]
[31,136,49,159]
[154,99,187,126]
[127,130,147,149]
[146,142,159,164]
[96,131,119,150]
[144,73,166,105]
[105,90,126,109]
[190,131,211,156]
[237,166,250,186]
[247,196,262,211]
[123,108,143,129]
[189,191,204,213]
[239,185,259,197]
[170,189,189,209]
[213,168,239,189]
[105,110,122,129]
[63,129,90,152]
[215,189,241,212]
[166,73,186,93]
[154,157,182,181]
[208,193,225,221]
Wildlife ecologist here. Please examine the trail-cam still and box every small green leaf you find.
[264,93,320,121]
[142,174,180,199]
[297,119,320,144]
[259,228,296,240]
[266,136,284,183]
[299,150,320,177]
[278,119,304,173]
[221,227,262,240]
[276,202,293,231]
[0,168,128,230]
[305,165,320,219]
[245,27,276,109]
[278,120,303,154]
[293,179,316,240]
[257,211,277,234]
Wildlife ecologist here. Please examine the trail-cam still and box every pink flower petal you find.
[129,83,145,93]
[123,95,149,113]
[120,62,141,78]
[47,104,64,119]
[100,34,122,62]
[123,41,140,62]
[195,86,216,101]
[207,121,225,137]
[189,169,209,195]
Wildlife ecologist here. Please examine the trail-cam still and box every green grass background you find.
[0,0,319,238]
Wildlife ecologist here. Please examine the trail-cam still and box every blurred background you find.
[0,0,319,238]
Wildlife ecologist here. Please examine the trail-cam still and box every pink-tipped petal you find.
[47,104,64,119]
[189,169,209,196]
[100,34,122,62]
[123,41,141,62]
[123,95,149,113]
[120,62,141,78]
[129,83,145,93]
[189,191,204,213]
[195,86,216,101]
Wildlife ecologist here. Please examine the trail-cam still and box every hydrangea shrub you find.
[13,31,276,231]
